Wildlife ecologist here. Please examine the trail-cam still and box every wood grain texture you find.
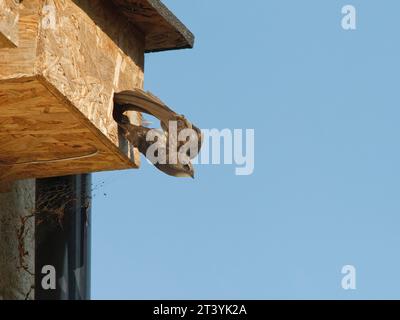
[37,0,144,148]
[0,1,144,181]
[0,0,193,181]
[0,77,138,182]
[0,0,19,48]
[0,0,39,78]
[112,0,195,52]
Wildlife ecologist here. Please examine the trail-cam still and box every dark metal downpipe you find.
[35,174,91,300]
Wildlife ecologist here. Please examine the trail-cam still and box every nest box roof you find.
[111,0,195,53]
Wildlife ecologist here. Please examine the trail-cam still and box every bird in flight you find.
[114,89,203,178]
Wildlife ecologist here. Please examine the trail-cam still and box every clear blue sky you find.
[92,0,400,299]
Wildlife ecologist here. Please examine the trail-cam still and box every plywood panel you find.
[0,0,19,48]
[0,0,39,77]
[0,77,137,182]
[112,0,194,52]
[37,0,144,162]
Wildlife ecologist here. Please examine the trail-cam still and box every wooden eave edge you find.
[113,0,195,53]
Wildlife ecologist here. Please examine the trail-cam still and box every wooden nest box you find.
[0,0,194,182]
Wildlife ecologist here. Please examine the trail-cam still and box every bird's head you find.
[155,161,195,179]
[177,162,195,179]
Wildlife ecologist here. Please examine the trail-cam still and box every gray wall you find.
[0,180,35,300]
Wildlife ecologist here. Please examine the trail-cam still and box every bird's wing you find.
[118,122,168,158]
[114,89,178,128]
[114,89,203,159]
